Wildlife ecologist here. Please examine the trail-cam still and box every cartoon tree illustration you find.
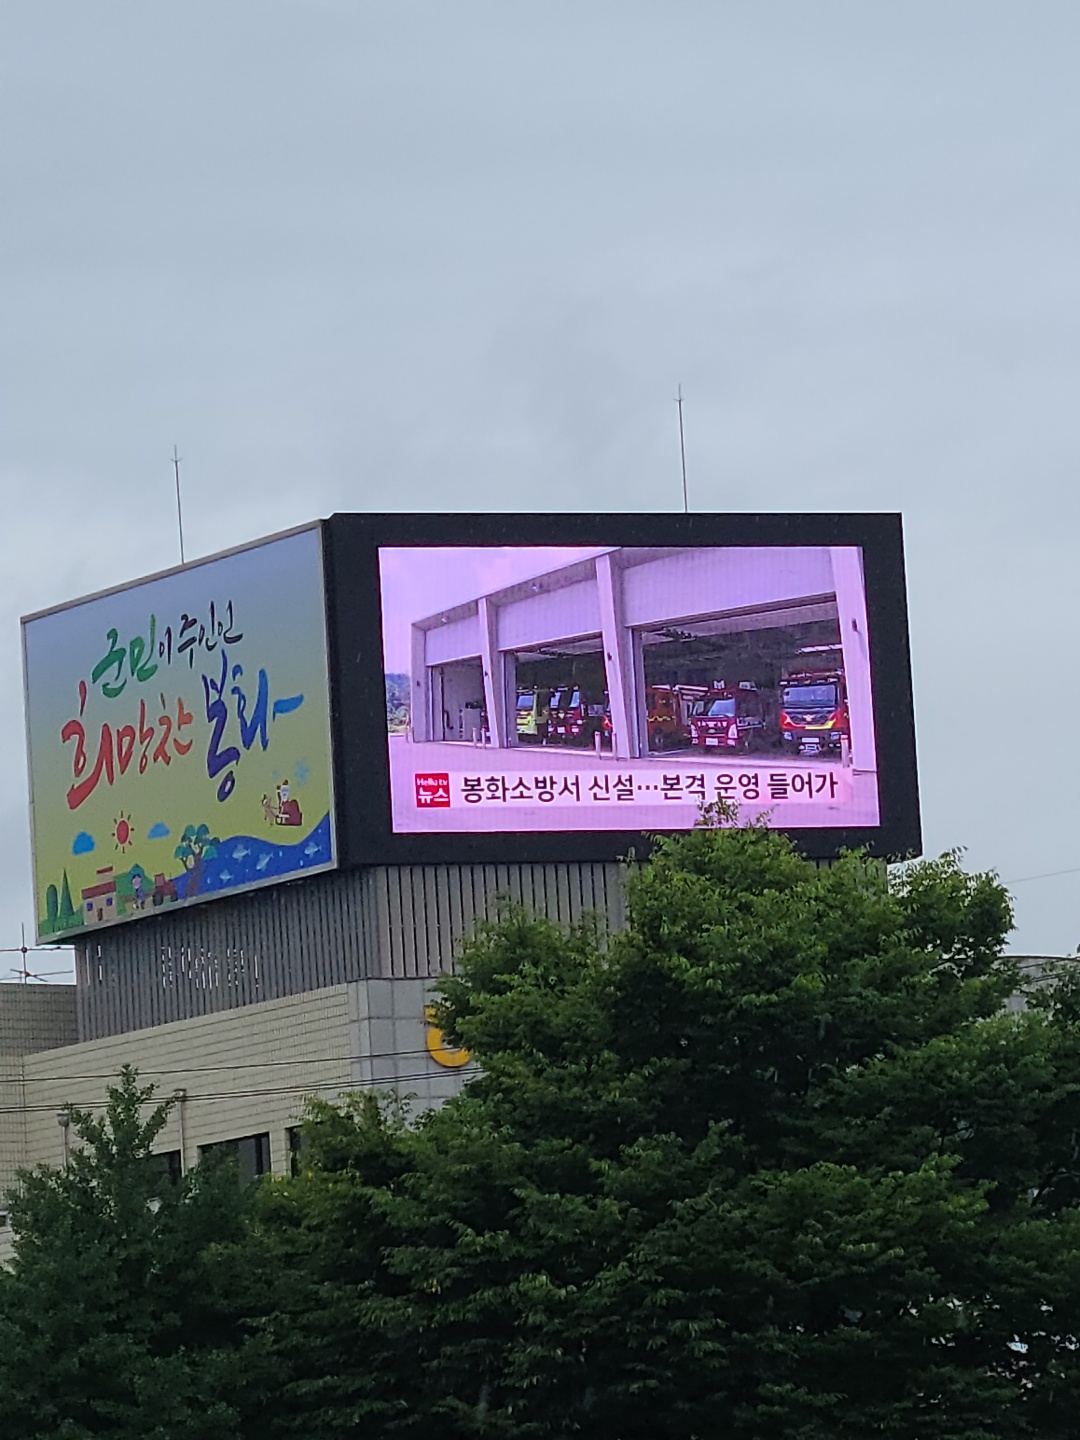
[174,824,220,897]
[45,885,59,926]
[59,871,75,922]
[174,824,220,869]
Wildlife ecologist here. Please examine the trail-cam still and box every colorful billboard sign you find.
[24,525,336,943]
[377,542,881,838]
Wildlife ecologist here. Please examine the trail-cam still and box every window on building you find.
[287,1126,306,1177]
[151,1149,183,1186]
[199,1132,271,1184]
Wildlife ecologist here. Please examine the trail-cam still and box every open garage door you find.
[430,658,487,743]
[637,597,844,759]
[510,637,610,749]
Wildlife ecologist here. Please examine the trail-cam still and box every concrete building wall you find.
[0,985,79,1059]
[73,862,628,1042]
[1004,957,1067,1013]
[18,984,355,1176]
[618,546,834,627]
[0,975,476,1262]
[497,578,602,651]
[830,546,877,773]
[0,986,79,1207]
[424,610,480,667]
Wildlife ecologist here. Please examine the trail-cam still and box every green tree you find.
[231,1094,428,1438]
[266,819,1080,1438]
[0,1067,256,1440]
[14,822,1080,1439]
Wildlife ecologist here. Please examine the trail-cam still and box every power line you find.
[1003,865,1080,887]
[0,1045,444,1084]
[0,1064,473,1118]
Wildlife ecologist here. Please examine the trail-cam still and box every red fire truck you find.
[646,684,708,751]
[688,683,769,752]
[548,686,609,746]
[778,671,849,755]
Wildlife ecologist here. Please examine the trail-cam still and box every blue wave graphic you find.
[173,812,333,900]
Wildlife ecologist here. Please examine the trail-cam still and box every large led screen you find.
[378,542,883,838]
[24,525,336,943]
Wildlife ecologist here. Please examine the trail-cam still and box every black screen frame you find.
[323,512,921,865]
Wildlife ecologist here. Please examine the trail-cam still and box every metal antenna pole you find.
[0,927,71,983]
[675,385,689,514]
[172,445,186,564]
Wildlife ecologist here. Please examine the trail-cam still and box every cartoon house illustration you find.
[81,868,118,926]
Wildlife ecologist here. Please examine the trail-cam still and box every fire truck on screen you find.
[547,686,610,746]
[687,683,771,752]
[646,684,707,751]
[516,689,550,744]
[778,671,849,755]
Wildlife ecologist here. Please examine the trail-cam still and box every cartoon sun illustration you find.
[113,811,134,852]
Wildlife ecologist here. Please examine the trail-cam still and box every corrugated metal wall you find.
[74,863,628,1041]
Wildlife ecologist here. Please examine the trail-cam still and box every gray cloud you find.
[3,0,1080,969]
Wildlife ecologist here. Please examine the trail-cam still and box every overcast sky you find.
[3,1,1079,976]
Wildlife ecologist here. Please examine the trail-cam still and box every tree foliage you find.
[0,1067,254,1439]
[253,824,1080,1438]
[7,821,1080,1439]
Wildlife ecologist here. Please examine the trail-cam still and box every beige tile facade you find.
[0,978,473,1261]
[0,986,79,1207]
